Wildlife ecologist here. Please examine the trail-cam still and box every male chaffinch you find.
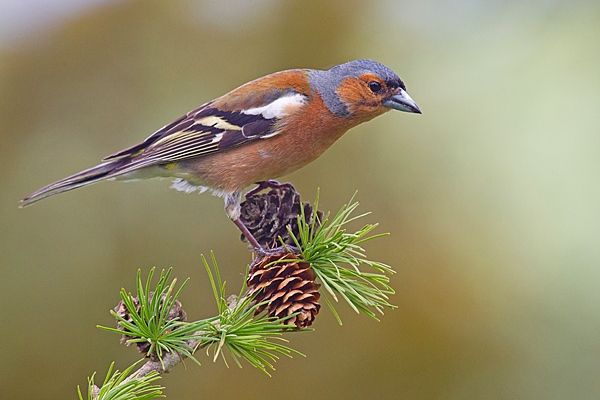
[21,59,421,249]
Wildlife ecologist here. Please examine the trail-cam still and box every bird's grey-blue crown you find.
[329,60,402,88]
[308,59,403,117]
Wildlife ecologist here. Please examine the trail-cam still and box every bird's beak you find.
[383,89,422,114]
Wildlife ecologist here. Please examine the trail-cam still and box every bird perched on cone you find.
[20,59,421,249]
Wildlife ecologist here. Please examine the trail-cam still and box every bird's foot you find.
[244,180,296,199]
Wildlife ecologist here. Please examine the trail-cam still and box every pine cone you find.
[239,184,323,249]
[247,252,321,329]
[114,293,186,359]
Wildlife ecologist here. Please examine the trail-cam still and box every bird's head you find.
[308,59,421,120]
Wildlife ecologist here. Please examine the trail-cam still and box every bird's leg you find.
[244,180,296,199]
[232,218,262,249]
[225,191,262,249]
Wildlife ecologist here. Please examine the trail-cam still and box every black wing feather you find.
[104,105,280,176]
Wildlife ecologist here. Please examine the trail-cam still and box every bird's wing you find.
[103,91,308,171]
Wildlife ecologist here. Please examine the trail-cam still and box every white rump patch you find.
[170,178,209,194]
[243,93,307,119]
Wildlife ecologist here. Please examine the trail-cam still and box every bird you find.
[20,59,421,250]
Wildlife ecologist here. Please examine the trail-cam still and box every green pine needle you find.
[98,268,203,366]
[197,253,305,376]
[290,191,396,323]
[77,360,164,400]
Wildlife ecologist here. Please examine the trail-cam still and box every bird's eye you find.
[369,81,382,93]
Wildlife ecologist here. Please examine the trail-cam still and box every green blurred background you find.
[2,0,600,398]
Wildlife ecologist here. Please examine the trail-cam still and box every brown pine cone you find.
[247,252,321,329]
[114,292,186,359]
[239,184,323,249]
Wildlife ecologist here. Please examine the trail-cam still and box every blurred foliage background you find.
[1,0,600,399]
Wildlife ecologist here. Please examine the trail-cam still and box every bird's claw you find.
[245,180,296,199]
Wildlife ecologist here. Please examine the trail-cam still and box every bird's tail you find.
[20,158,130,208]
